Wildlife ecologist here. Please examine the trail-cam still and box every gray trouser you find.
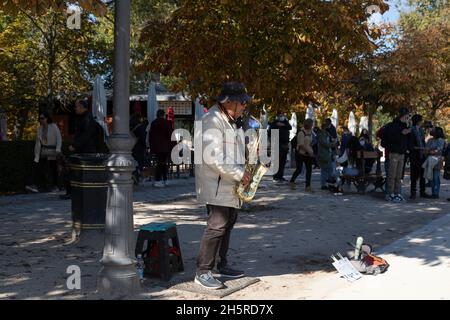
[387,153,404,194]
[197,205,237,273]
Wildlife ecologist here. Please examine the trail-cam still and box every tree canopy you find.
[0,0,111,139]
[377,0,449,132]
[139,0,389,111]
[0,0,107,16]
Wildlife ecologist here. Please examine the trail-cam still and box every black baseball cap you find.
[215,82,252,104]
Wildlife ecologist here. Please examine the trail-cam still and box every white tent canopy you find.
[359,116,369,134]
[260,106,269,129]
[147,81,159,125]
[92,75,108,137]
[146,81,159,147]
[331,109,338,128]
[305,103,315,121]
[289,112,298,141]
[348,111,357,135]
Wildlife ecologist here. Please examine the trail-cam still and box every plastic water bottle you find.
[354,237,364,260]
[136,254,144,282]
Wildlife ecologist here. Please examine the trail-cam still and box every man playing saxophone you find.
[194,82,253,290]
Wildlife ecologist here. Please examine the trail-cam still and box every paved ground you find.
[0,168,448,300]
[304,213,450,300]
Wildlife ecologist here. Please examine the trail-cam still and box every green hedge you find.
[0,141,75,193]
[0,141,35,193]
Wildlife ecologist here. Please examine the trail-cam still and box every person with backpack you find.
[382,107,411,202]
[289,118,315,192]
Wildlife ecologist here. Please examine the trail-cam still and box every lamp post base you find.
[97,264,141,298]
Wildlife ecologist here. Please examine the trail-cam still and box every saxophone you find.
[236,115,269,202]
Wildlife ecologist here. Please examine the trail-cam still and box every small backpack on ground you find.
[349,243,389,275]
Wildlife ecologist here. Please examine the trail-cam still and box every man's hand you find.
[242,170,252,186]
[69,145,75,152]
[402,128,412,135]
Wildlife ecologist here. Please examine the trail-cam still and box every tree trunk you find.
[46,42,56,112]
[368,106,373,143]
[16,108,29,140]
[46,12,58,113]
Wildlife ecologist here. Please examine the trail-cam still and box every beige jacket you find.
[34,123,62,162]
[195,105,245,209]
[297,129,314,157]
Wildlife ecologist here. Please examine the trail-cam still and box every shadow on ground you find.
[0,173,448,299]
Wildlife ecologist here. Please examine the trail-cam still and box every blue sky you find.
[370,0,414,24]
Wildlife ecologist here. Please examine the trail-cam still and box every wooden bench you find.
[341,150,385,194]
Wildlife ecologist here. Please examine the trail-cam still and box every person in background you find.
[383,107,411,202]
[60,100,101,200]
[312,126,320,168]
[325,118,338,140]
[325,118,338,178]
[360,128,369,137]
[69,100,99,154]
[424,127,445,199]
[339,126,352,157]
[269,112,292,182]
[443,142,450,201]
[408,114,430,199]
[376,123,390,194]
[26,111,62,193]
[358,132,375,174]
[317,122,336,190]
[423,121,434,143]
[149,109,173,187]
[289,118,315,192]
[130,108,147,185]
